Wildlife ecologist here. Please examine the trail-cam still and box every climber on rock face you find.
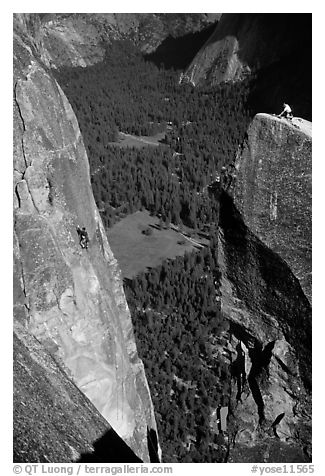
[278,103,293,120]
[77,226,89,250]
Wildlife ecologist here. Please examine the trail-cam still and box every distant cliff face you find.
[183,13,312,119]
[184,13,311,84]
[233,114,312,302]
[13,20,158,462]
[18,13,219,69]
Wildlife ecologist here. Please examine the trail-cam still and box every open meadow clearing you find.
[108,210,208,278]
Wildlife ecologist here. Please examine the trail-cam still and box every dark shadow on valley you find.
[247,340,276,424]
[77,427,142,463]
[144,22,217,70]
[147,427,160,462]
[77,425,161,463]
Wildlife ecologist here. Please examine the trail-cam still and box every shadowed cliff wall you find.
[218,191,311,462]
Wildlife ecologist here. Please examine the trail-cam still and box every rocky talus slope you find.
[13,23,158,462]
[233,114,312,302]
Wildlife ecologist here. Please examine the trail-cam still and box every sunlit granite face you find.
[233,113,312,302]
[13,20,158,462]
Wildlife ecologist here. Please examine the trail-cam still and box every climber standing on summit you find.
[278,102,293,120]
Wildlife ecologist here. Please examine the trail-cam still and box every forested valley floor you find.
[54,39,253,462]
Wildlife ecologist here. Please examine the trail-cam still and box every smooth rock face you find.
[13,24,158,462]
[13,324,142,463]
[233,114,312,302]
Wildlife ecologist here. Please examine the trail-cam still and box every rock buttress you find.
[233,113,312,302]
[13,30,158,462]
[218,191,311,462]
